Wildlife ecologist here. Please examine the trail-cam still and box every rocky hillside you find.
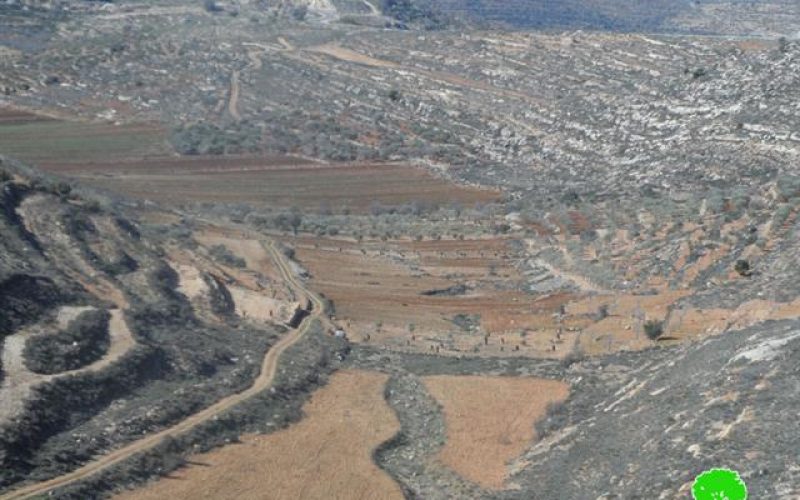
[345,312,800,498]
[412,0,800,35]
[506,317,800,498]
[2,4,800,498]
[0,157,298,492]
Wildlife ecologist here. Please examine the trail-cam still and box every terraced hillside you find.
[1,2,800,499]
[7,7,789,361]
[4,14,799,203]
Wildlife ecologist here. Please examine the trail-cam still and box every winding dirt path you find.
[277,37,294,51]
[0,308,135,428]
[1,194,138,425]
[0,240,325,500]
[361,0,379,15]
[117,370,402,500]
[228,70,241,122]
[525,239,609,293]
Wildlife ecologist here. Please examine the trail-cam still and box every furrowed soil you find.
[62,160,499,213]
[293,235,577,358]
[422,375,569,490]
[117,370,403,500]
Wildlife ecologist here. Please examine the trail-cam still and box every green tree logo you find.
[692,468,747,500]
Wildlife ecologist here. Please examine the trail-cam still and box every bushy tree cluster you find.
[23,309,111,375]
[209,244,246,268]
[170,122,262,155]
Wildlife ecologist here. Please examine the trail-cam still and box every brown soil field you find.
[423,375,569,489]
[291,235,577,358]
[66,161,499,213]
[294,232,800,359]
[569,290,800,355]
[0,109,498,213]
[118,370,403,500]
[0,107,54,124]
[39,154,315,175]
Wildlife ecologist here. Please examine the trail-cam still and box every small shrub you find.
[776,175,800,200]
[561,345,585,368]
[644,319,665,341]
[291,5,307,20]
[203,0,222,12]
[734,259,752,277]
[209,244,246,268]
[771,204,792,235]
[53,182,72,197]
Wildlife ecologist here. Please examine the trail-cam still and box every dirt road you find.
[228,70,241,121]
[0,240,325,500]
[306,44,546,106]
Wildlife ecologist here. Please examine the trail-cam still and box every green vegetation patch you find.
[692,468,747,500]
[170,121,262,155]
[0,121,166,163]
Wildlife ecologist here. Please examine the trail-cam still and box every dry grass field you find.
[422,375,569,489]
[117,370,402,500]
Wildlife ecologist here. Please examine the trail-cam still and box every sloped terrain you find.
[0,157,301,494]
[119,370,403,500]
[416,0,800,34]
[2,2,800,499]
[346,316,800,498]
[503,318,800,498]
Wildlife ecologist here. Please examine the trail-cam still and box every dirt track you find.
[0,239,325,500]
[306,44,546,106]
[0,308,136,440]
[228,70,242,121]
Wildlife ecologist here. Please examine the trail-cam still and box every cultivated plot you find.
[423,375,569,489]
[118,370,403,500]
